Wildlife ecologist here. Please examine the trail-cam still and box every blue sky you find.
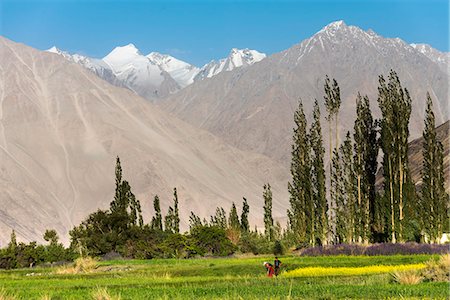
[1,0,448,66]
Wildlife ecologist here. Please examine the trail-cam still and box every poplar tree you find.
[340,132,355,243]
[310,99,328,245]
[189,211,203,231]
[228,202,240,230]
[378,70,412,242]
[263,183,274,241]
[421,93,449,242]
[353,94,378,243]
[151,195,163,231]
[331,148,345,243]
[173,188,180,233]
[210,207,227,229]
[287,101,311,243]
[109,157,143,231]
[240,197,250,232]
[164,207,175,233]
[324,76,342,243]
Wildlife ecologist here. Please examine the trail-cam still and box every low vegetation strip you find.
[284,263,425,277]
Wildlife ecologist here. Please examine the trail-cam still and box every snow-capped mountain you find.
[161,20,449,166]
[47,45,266,99]
[1,36,289,245]
[410,43,449,71]
[47,46,119,85]
[194,48,266,81]
[147,52,200,88]
[102,44,179,99]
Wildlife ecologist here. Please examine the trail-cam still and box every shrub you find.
[422,254,450,282]
[56,256,98,274]
[189,225,236,256]
[273,240,284,255]
[91,287,121,300]
[392,270,423,285]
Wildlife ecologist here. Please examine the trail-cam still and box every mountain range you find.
[47,45,266,100]
[1,20,448,245]
[160,21,449,166]
[0,36,287,245]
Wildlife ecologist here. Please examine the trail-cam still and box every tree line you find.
[287,70,448,246]
[0,70,448,268]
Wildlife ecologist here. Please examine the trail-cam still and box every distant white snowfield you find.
[47,45,267,99]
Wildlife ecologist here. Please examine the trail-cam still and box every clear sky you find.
[1,0,448,66]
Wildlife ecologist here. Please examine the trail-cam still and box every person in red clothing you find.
[263,262,275,277]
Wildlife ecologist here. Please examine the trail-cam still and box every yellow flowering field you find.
[284,263,425,277]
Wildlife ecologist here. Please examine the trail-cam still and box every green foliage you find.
[228,202,240,230]
[273,240,284,255]
[353,93,378,243]
[240,197,250,232]
[288,101,312,244]
[263,183,274,241]
[189,211,203,232]
[164,188,181,234]
[189,225,236,256]
[1,255,445,299]
[210,207,227,229]
[151,195,163,231]
[378,70,413,243]
[420,93,449,243]
[310,99,328,246]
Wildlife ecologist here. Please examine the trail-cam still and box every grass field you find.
[0,255,448,299]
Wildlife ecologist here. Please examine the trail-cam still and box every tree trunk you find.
[389,157,396,243]
[399,155,403,242]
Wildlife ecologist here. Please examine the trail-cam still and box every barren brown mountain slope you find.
[0,37,290,245]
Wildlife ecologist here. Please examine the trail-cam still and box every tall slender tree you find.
[331,148,345,243]
[353,94,378,243]
[287,101,311,244]
[324,76,342,243]
[263,183,274,241]
[228,202,241,230]
[211,207,227,229]
[340,132,355,243]
[240,197,250,232]
[310,99,328,245]
[151,195,163,231]
[378,70,412,242]
[421,93,449,243]
[173,188,180,233]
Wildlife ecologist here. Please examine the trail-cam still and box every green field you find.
[0,255,447,299]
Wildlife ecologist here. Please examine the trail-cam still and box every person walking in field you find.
[263,262,275,277]
[274,257,282,276]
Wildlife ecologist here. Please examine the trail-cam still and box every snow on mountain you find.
[410,43,449,71]
[147,52,200,88]
[102,44,172,98]
[47,44,266,98]
[47,46,119,85]
[194,48,266,81]
[161,20,448,167]
[1,36,290,245]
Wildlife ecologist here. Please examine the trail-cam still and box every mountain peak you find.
[47,46,60,53]
[104,43,141,60]
[321,20,347,32]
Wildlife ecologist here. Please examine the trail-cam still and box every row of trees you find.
[66,157,284,260]
[1,70,447,268]
[287,70,448,246]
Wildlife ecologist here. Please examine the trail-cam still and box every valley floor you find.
[0,255,447,299]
